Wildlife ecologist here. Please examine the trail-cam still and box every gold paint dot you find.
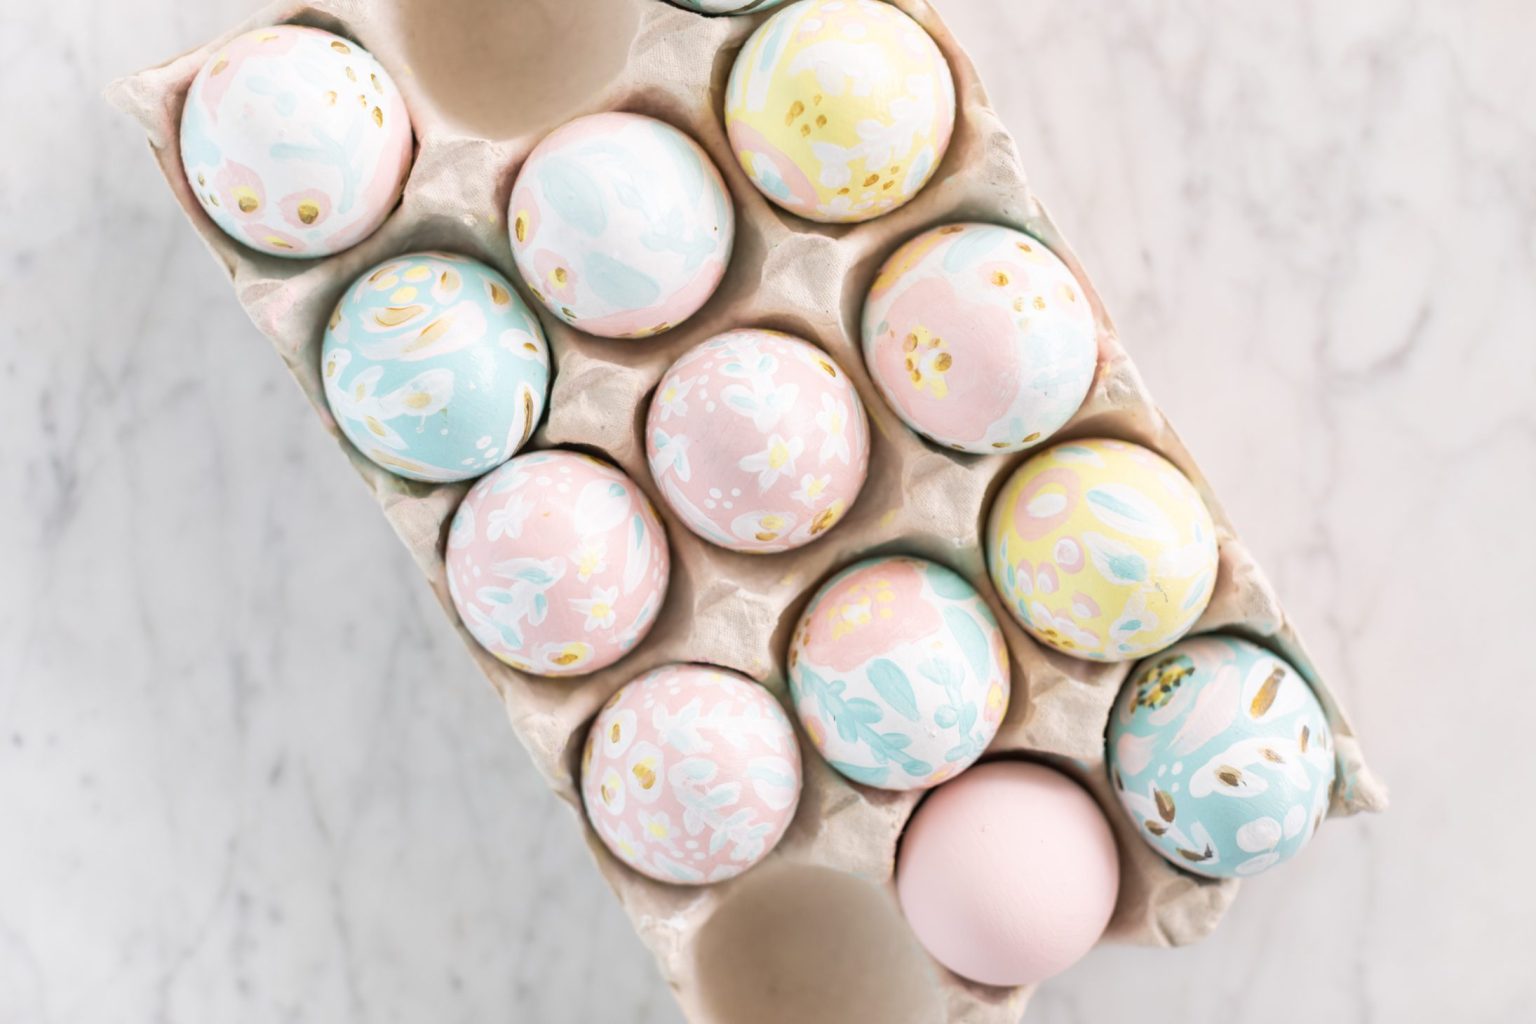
[323,90,337,106]
[903,333,919,352]
[992,271,1010,287]
[934,353,952,371]
[345,66,357,82]
[370,72,382,92]
[297,200,321,224]
[1033,296,1047,310]
[372,106,383,127]
[785,99,805,126]
[330,40,352,55]
[209,57,229,76]
[800,124,811,138]
[940,225,965,235]
[237,194,260,213]
[553,267,568,285]
[862,173,880,187]
[514,213,529,244]
[816,114,827,128]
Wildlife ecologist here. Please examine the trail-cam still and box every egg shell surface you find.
[582,664,802,885]
[321,252,550,483]
[508,112,735,339]
[986,438,1218,662]
[862,223,1098,454]
[446,451,670,677]
[724,0,956,223]
[668,0,790,12]
[896,760,1120,987]
[179,24,413,258]
[787,556,1009,791]
[646,329,870,553]
[1107,635,1336,879]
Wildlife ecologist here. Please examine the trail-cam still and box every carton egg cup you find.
[108,1,1388,1020]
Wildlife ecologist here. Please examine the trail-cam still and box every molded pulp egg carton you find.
[109,0,1388,1020]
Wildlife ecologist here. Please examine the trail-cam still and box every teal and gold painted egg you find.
[1107,635,1336,879]
[321,252,550,483]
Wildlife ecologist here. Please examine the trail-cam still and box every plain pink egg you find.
[895,761,1120,987]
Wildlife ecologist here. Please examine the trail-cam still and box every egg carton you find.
[108,0,1388,1020]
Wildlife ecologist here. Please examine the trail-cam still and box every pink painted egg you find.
[582,664,803,885]
[446,450,670,678]
[897,761,1120,987]
[180,25,413,259]
[646,329,870,553]
[862,223,1098,454]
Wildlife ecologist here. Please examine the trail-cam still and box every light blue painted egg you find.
[1107,635,1336,879]
[321,252,551,483]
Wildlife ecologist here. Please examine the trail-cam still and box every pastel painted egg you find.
[646,329,870,553]
[724,0,956,223]
[986,438,1218,662]
[897,761,1120,986]
[863,223,1098,454]
[508,112,734,339]
[581,664,802,885]
[667,0,791,12]
[787,557,1009,790]
[446,450,670,677]
[1107,635,1336,879]
[180,25,413,258]
[321,252,550,483]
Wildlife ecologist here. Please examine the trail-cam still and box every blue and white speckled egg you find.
[322,252,550,483]
[1107,635,1336,879]
[508,112,735,339]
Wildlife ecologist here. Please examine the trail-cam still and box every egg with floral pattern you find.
[646,329,870,553]
[863,223,1098,453]
[986,438,1218,662]
[788,557,1009,791]
[582,664,802,885]
[667,0,791,12]
[322,252,550,483]
[724,0,956,223]
[180,24,413,258]
[446,451,670,677]
[1107,635,1336,879]
[508,112,734,339]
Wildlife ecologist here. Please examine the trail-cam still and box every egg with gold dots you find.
[724,0,956,223]
[179,24,413,258]
[863,223,1098,454]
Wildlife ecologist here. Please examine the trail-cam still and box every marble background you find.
[2,0,1532,1021]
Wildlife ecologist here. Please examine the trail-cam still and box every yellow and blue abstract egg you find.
[509,112,735,339]
[725,0,956,223]
[788,556,1009,791]
[180,25,414,259]
[986,438,1218,662]
[322,252,550,483]
[667,0,791,13]
[1107,635,1336,879]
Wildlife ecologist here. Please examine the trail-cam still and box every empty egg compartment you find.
[109,0,1388,1019]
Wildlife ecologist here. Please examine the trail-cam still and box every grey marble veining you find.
[1,1,1532,1022]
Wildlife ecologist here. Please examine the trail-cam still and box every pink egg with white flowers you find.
[582,664,802,885]
[446,450,670,678]
[646,329,870,553]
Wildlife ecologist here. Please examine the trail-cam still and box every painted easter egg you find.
[667,0,791,12]
[582,664,802,885]
[446,451,670,677]
[508,112,735,339]
[862,223,1098,454]
[646,329,870,553]
[1107,635,1336,879]
[724,0,956,223]
[787,557,1009,790]
[180,25,413,258]
[986,439,1218,662]
[897,761,1120,986]
[321,252,550,483]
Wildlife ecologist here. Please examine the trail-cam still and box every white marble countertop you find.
[2,0,1532,1021]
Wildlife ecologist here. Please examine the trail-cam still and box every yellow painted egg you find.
[724,0,956,224]
[985,439,1219,662]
